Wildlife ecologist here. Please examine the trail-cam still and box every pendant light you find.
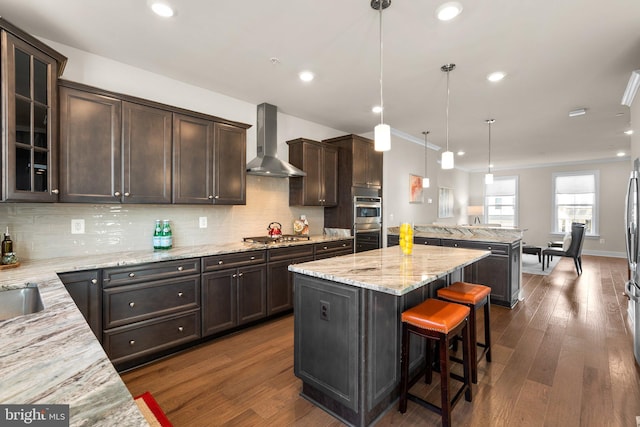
[373,0,391,151]
[441,64,456,169]
[485,119,495,184]
[422,131,430,188]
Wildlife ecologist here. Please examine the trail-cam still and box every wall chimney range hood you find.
[246,103,306,178]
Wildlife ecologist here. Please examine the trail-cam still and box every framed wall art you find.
[409,174,423,203]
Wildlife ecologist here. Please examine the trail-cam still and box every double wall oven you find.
[354,196,382,252]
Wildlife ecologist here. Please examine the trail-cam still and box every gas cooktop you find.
[243,235,310,244]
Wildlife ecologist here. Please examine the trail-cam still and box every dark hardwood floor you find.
[121,255,640,426]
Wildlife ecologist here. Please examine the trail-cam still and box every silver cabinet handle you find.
[90,279,98,285]
[178,326,184,332]
[208,195,214,199]
[129,302,135,308]
[129,273,135,278]
[488,246,492,250]
[177,292,183,297]
[51,189,59,194]
[177,266,184,271]
[232,274,237,278]
[114,191,121,197]
[129,340,135,346]
[218,260,223,265]
[124,192,130,197]
[214,195,219,199]
[238,272,244,277]
[250,256,255,260]
[342,243,347,247]
[323,246,328,250]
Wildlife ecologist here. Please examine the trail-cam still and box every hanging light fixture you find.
[441,64,456,169]
[372,0,391,151]
[485,119,495,184]
[422,131,430,188]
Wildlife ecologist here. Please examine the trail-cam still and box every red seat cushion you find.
[437,281,491,305]
[401,299,470,334]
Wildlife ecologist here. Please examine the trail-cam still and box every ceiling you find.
[2,0,640,171]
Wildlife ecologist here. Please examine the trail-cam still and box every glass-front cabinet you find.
[1,20,66,201]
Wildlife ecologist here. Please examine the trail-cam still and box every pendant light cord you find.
[379,1,384,125]
[445,70,450,152]
[423,131,429,174]
[488,121,491,173]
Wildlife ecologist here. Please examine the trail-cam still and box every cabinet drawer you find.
[202,250,266,272]
[314,239,353,256]
[104,276,200,328]
[269,244,314,262]
[441,240,509,255]
[103,309,200,363]
[103,258,200,288]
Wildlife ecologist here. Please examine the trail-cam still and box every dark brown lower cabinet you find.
[267,245,315,315]
[58,269,102,341]
[201,264,267,337]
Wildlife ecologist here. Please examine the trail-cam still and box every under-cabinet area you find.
[57,238,353,371]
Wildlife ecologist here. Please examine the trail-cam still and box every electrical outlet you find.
[599,238,605,244]
[71,219,85,234]
[320,300,330,321]
[199,217,207,228]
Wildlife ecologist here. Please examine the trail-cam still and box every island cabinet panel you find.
[267,245,314,315]
[293,275,436,426]
[58,269,102,342]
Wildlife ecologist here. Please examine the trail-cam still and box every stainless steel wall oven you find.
[354,196,382,252]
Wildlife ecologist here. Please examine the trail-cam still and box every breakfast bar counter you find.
[288,245,489,427]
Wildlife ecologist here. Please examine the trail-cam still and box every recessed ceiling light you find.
[372,106,382,114]
[568,108,587,117]
[436,2,463,21]
[625,129,634,135]
[299,71,314,82]
[487,71,506,82]
[150,1,174,17]
[457,150,465,156]
[617,151,627,157]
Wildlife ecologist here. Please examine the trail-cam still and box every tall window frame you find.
[552,170,599,235]
[484,176,518,227]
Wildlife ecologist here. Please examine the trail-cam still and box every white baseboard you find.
[581,250,626,258]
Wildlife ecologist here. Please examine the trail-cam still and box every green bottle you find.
[153,220,162,250]
[161,220,172,250]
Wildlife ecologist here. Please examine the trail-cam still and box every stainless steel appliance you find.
[354,196,382,252]
[624,158,640,366]
[243,235,310,244]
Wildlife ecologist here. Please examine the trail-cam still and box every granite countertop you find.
[0,235,348,426]
[288,245,490,296]
[387,224,525,244]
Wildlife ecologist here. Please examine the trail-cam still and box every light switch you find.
[71,219,85,234]
[199,217,208,228]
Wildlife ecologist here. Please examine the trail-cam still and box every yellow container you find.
[399,223,413,255]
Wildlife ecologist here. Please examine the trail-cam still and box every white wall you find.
[381,136,468,243]
[468,159,628,256]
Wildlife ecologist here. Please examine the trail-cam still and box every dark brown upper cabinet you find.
[0,19,66,202]
[323,134,383,190]
[287,138,338,207]
[173,115,246,205]
[59,82,174,204]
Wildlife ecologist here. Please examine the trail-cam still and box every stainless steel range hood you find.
[246,103,306,178]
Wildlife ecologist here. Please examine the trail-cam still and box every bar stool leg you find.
[484,299,492,363]
[462,320,472,402]
[468,306,478,383]
[439,333,452,427]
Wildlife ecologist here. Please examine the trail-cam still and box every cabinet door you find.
[237,265,267,324]
[59,86,122,203]
[367,149,383,188]
[212,122,246,205]
[352,138,369,188]
[303,142,323,205]
[322,145,338,206]
[201,269,237,336]
[173,113,213,204]
[122,102,172,204]
[267,256,313,315]
[2,33,59,201]
[474,255,510,304]
[58,270,102,341]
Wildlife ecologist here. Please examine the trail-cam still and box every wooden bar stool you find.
[437,281,492,384]
[399,298,472,427]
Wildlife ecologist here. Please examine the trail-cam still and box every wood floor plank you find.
[121,255,640,427]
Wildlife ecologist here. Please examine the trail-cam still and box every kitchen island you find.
[289,245,490,427]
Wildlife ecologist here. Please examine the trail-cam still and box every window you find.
[552,171,598,235]
[484,176,518,227]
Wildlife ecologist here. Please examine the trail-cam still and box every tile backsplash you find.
[0,176,324,261]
